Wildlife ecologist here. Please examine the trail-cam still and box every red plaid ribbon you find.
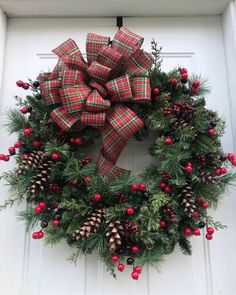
[39,27,152,179]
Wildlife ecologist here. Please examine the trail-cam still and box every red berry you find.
[32,232,39,239]
[201,202,209,209]
[14,142,22,148]
[75,138,82,145]
[185,165,193,173]
[215,168,222,176]
[193,211,199,219]
[208,128,215,136]
[231,158,236,166]
[193,228,201,236]
[160,182,166,189]
[118,263,124,272]
[220,167,227,174]
[169,78,178,87]
[191,87,199,95]
[134,266,142,273]
[16,80,24,87]
[139,182,146,191]
[160,221,166,228]
[20,106,28,114]
[52,219,60,227]
[112,255,119,263]
[192,80,200,88]
[207,227,215,235]
[131,184,139,191]
[170,218,176,223]
[132,245,139,253]
[37,231,44,239]
[4,155,10,162]
[184,228,192,236]
[152,87,160,95]
[84,175,91,184]
[0,154,5,160]
[92,193,102,202]
[8,147,16,155]
[51,153,59,161]
[34,205,42,214]
[24,128,32,136]
[38,202,46,209]
[181,73,188,81]
[32,139,41,148]
[127,207,135,215]
[206,234,213,240]
[227,153,235,161]
[180,68,188,74]
[165,137,172,145]
[131,271,139,280]
[197,197,204,203]
[164,186,171,193]
[22,82,30,90]
[70,137,76,144]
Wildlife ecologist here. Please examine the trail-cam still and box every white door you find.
[0,16,236,295]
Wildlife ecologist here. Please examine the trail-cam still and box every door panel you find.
[0,16,235,295]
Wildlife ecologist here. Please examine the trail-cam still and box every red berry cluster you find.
[112,255,142,280]
[163,207,176,223]
[191,80,200,95]
[0,141,23,162]
[227,153,236,166]
[20,105,32,114]
[185,162,193,173]
[159,172,172,194]
[92,193,102,202]
[16,80,30,90]
[184,227,201,236]
[205,227,215,240]
[32,230,44,239]
[196,196,208,209]
[131,182,146,191]
[180,67,188,83]
[214,166,228,176]
[169,77,178,87]
[124,220,139,234]
[79,155,92,167]
[70,137,83,145]
[34,202,46,214]
[48,183,62,194]
[151,87,160,101]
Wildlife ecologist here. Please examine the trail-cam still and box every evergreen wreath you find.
[0,27,236,280]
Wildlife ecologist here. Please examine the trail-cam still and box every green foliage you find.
[4,109,26,134]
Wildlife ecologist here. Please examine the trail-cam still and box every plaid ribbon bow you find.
[39,27,152,179]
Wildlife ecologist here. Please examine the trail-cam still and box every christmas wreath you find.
[0,27,236,280]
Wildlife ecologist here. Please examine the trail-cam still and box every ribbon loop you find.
[60,87,89,114]
[106,75,133,103]
[81,111,106,127]
[86,90,111,112]
[131,77,151,103]
[125,49,153,76]
[86,33,110,65]
[87,61,111,84]
[40,80,61,106]
[50,107,80,131]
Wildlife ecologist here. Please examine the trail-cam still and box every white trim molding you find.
[0,6,6,102]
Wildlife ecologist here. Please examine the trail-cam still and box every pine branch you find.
[178,236,192,255]
[4,108,27,134]
[17,209,39,232]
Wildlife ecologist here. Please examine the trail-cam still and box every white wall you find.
[222,1,236,151]
[0,6,6,99]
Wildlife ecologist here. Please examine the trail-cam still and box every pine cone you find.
[106,219,124,252]
[16,151,45,176]
[200,171,218,184]
[28,158,52,196]
[179,184,197,218]
[74,209,105,241]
